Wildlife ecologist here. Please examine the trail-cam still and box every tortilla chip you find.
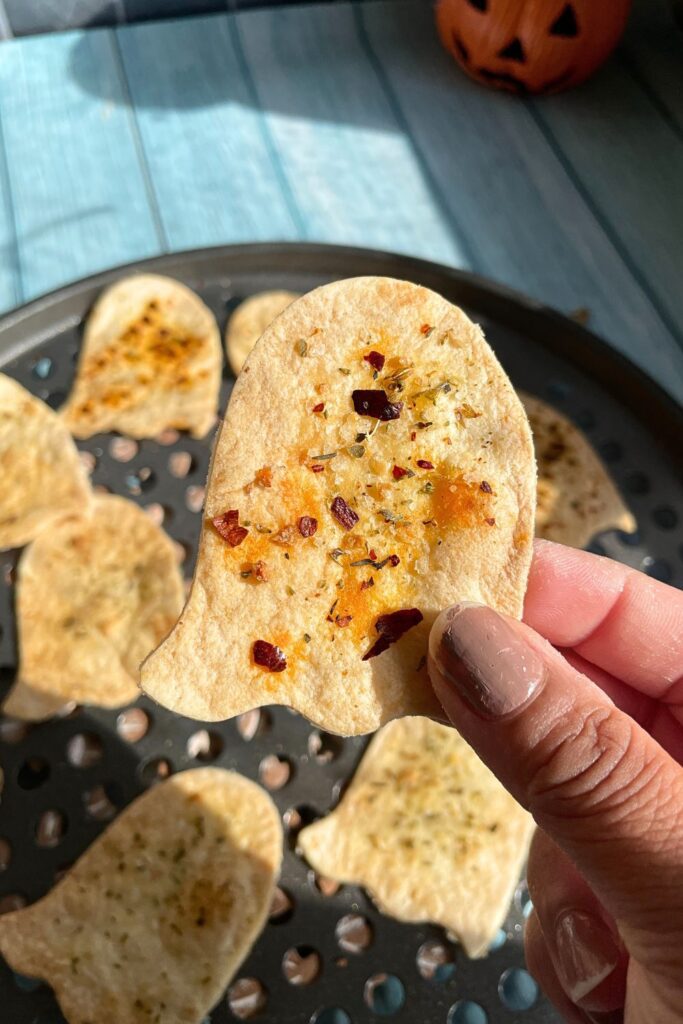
[299,717,533,957]
[3,494,184,720]
[521,392,636,547]
[225,290,300,376]
[60,274,222,439]
[142,277,535,735]
[0,374,91,551]
[0,767,282,1024]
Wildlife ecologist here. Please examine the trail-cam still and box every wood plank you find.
[116,14,300,250]
[361,0,683,400]
[0,30,161,303]
[235,4,464,267]
[0,112,21,311]
[622,0,683,136]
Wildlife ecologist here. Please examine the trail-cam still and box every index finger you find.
[523,540,683,698]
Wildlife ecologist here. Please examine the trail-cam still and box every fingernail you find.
[429,603,545,718]
[553,910,621,1005]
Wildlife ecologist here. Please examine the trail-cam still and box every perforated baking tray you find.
[0,243,681,1024]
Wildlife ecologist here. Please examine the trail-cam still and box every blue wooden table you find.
[0,0,681,402]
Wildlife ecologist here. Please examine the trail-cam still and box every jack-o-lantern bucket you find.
[436,0,632,95]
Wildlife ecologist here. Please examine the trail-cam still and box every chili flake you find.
[480,480,493,494]
[360,578,374,591]
[241,560,268,582]
[312,402,325,413]
[352,389,403,421]
[392,465,414,480]
[271,524,297,546]
[311,464,325,473]
[336,614,353,628]
[485,517,496,526]
[212,509,248,547]
[331,496,359,531]
[363,351,385,372]
[420,324,434,336]
[298,516,318,538]
[362,608,423,661]
[416,459,434,470]
[253,640,287,672]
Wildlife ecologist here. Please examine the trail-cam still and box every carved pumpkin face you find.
[436,0,632,95]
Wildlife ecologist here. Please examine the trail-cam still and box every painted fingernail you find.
[429,603,545,719]
[553,910,621,1005]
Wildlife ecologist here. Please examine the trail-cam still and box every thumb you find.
[428,602,683,945]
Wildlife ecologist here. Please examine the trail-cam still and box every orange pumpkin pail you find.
[435,0,632,95]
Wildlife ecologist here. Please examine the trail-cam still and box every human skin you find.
[428,540,683,1024]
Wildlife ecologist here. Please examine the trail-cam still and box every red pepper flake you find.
[253,640,287,672]
[271,524,297,546]
[485,517,496,526]
[387,554,400,567]
[331,496,359,531]
[362,608,423,661]
[363,351,385,372]
[392,465,409,480]
[335,614,353,628]
[360,577,374,591]
[311,464,325,473]
[312,402,325,413]
[420,324,434,336]
[352,389,403,421]
[298,516,318,538]
[480,480,493,494]
[416,459,434,470]
[253,560,268,582]
[212,509,248,547]
[368,548,378,561]
[410,432,416,441]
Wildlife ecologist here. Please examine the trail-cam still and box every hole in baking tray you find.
[416,940,456,981]
[625,471,650,495]
[652,506,678,530]
[515,881,534,918]
[186,485,206,513]
[32,356,53,380]
[0,717,30,744]
[282,945,321,986]
[448,1001,488,1024]
[283,804,318,847]
[498,967,538,1010]
[13,971,43,992]
[125,467,156,495]
[140,757,173,784]
[259,753,292,791]
[109,437,139,462]
[489,928,507,951]
[269,886,295,924]
[309,870,340,897]
[641,556,672,584]
[226,976,267,1019]
[335,914,373,954]
[363,973,406,1015]
[66,731,104,768]
[186,729,223,762]
[156,428,180,446]
[308,731,343,764]
[116,707,150,742]
[311,1011,351,1024]
[35,809,67,848]
[17,756,50,789]
[78,450,97,476]
[143,502,167,527]
[0,838,11,871]
[236,709,269,741]
[83,783,119,820]
[598,440,621,462]
[0,893,27,914]
[169,451,195,478]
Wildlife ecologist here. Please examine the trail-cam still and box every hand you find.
[428,539,683,1024]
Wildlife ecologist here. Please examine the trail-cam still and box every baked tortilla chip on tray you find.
[60,274,222,440]
[521,391,636,548]
[142,277,535,736]
[0,374,91,551]
[298,717,534,957]
[225,289,300,376]
[3,494,184,721]
[0,768,282,1024]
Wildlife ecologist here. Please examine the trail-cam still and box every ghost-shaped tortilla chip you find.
[0,374,91,551]
[225,290,299,376]
[299,717,533,957]
[0,768,282,1024]
[521,392,636,548]
[61,274,222,439]
[142,277,536,736]
[3,494,184,720]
